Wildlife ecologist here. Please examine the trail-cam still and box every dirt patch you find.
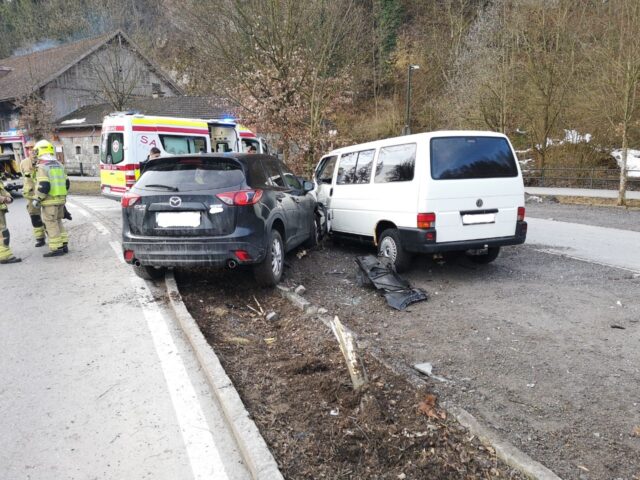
[282,238,640,480]
[177,268,524,479]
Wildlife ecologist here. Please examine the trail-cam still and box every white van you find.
[313,131,527,270]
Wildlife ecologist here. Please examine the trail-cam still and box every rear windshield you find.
[138,158,244,191]
[430,136,518,180]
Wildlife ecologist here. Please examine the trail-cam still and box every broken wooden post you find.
[329,316,368,390]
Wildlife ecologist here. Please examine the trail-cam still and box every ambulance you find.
[99,113,266,198]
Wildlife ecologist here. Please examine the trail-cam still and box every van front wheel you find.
[378,229,412,272]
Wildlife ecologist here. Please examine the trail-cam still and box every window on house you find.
[93,146,99,155]
[75,146,81,155]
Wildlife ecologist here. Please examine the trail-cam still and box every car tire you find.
[378,228,412,273]
[254,229,285,287]
[467,246,501,264]
[133,264,166,280]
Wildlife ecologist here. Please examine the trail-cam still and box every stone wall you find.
[58,128,101,176]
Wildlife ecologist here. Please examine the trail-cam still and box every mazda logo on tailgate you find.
[476,198,483,207]
[169,196,182,207]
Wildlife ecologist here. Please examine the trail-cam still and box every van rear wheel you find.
[467,246,500,264]
[133,264,166,280]
[378,228,412,273]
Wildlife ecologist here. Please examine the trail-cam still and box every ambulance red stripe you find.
[132,126,209,135]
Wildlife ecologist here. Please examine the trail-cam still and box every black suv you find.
[121,153,322,286]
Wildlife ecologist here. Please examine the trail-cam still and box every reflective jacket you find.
[0,180,10,212]
[36,157,68,206]
[20,157,37,199]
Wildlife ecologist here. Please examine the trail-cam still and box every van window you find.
[102,132,124,165]
[316,155,337,184]
[354,149,375,184]
[160,135,206,154]
[337,149,375,185]
[430,137,518,180]
[374,143,416,183]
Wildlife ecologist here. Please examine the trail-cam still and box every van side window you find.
[354,149,375,183]
[337,152,357,184]
[104,133,124,165]
[374,143,416,183]
[337,149,375,185]
[316,155,337,184]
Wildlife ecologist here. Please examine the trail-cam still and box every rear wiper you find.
[145,184,179,192]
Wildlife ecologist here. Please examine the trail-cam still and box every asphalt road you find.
[0,195,250,480]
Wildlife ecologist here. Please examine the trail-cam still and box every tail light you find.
[417,212,436,229]
[517,206,526,222]
[234,249,252,261]
[122,192,141,208]
[123,249,135,262]
[216,189,263,206]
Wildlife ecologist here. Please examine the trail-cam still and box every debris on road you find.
[294,285,306,295]
[318,307,328,315]
[413,362,450,383]
[610,324,626,330]
[296,249,308,259]
[329,315,368,390]
[266,311,279,322]
[355,255,428,310]
[417,393,446,420]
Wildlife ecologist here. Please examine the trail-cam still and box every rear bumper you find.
[122,234,267,267]
[398,221,527,254]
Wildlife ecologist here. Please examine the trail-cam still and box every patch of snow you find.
[564,129,592,144]
[61,118,86,125]
[611,149,640,177]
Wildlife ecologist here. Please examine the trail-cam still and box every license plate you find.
[462,213,496,225]
[156,211,201,228]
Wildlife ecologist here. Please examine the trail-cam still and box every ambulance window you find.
[105,133,124,165]
[159,135,207,154]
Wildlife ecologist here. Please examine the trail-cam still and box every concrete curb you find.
[277,286,563,480]
[165,272,284,480]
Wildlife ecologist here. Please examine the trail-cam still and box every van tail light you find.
[216,189,263,206]
[517,206,526,222]
[417,212,436,229]
[123,249,135,262]
[121,192,141,208]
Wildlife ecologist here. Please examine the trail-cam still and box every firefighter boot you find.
[43,248,65,258]
[35,238,46,247]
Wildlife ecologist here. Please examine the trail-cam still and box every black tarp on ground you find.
[355,255,428,310]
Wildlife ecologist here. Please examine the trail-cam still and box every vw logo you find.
[476,198,483,208]
[169,196,182,207]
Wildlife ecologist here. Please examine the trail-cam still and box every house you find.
[0,30,183,138]
[54,96,236,176]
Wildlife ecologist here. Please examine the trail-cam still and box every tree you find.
[164,0,366,174]
[585,0,640,206]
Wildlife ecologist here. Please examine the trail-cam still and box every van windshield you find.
[430,137,518,180]
[138,157,244,192]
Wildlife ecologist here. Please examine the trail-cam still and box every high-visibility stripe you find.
[103,125,125,132]
[100,163,140,171]
[132,117,208,128]
[132,125,209,135]
[239,132,255,138]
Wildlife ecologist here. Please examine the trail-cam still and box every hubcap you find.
[379,236,398,262]
[271,237,283,277]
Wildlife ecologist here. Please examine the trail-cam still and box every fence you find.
[522,167,640,191]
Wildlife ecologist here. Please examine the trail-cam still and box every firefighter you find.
[20,143,46,247]
[0,177,22,264]
[33,140,70,257]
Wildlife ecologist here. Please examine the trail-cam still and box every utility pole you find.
[402,64,420,135]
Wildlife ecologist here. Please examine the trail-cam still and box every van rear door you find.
[425,135,523,243]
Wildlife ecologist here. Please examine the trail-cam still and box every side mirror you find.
[302,180,314,193]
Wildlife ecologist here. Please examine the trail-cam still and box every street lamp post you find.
[402,64,420,136]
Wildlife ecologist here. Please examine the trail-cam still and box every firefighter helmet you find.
[33,140,55,158]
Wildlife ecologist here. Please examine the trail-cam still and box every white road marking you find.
[533,248,640,274]
[109,241,126,264]
[129,275,230,480]
[92,222,110,236]
[67,203,90,218]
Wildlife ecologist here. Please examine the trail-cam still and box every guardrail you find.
[522,167,640,190]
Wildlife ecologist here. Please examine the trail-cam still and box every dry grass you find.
[555,195,640,209]
[68,180,100,195]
